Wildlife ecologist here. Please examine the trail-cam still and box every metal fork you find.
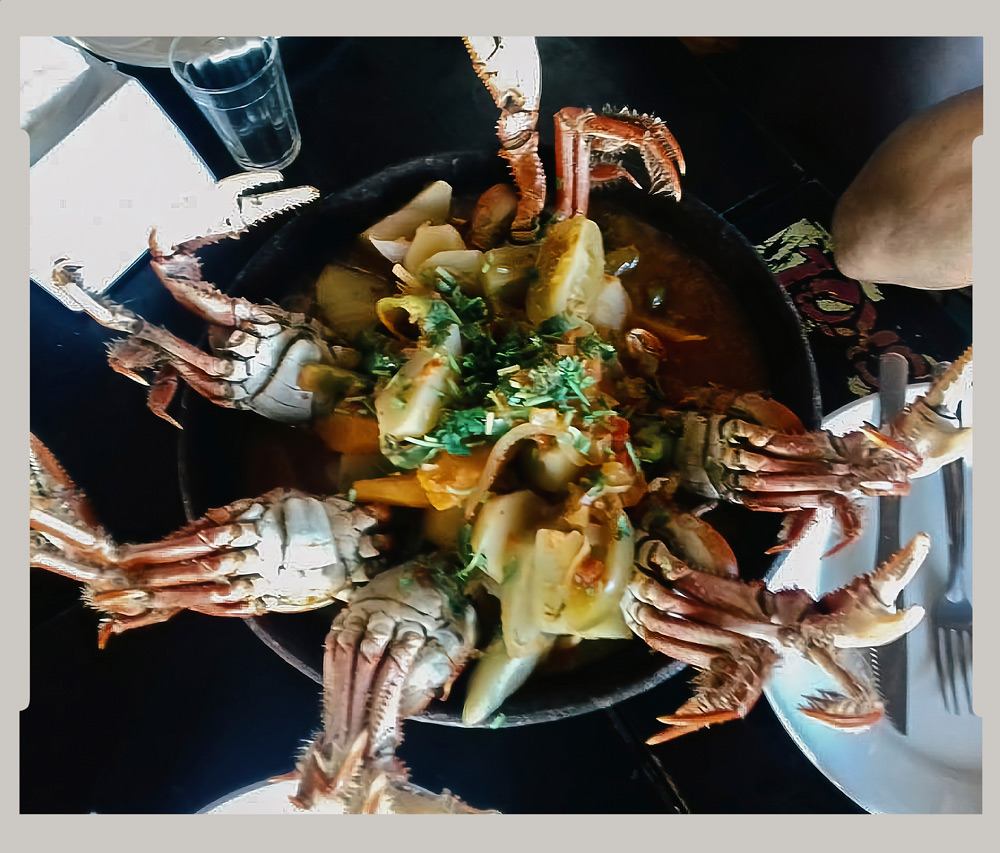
[932,453,973,714]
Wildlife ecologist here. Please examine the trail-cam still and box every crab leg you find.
[50,174,359,426]
[889,345,973,476]
[654,387,938,554]
[95,610,182,646]
[637,498,740,579]
[554,107,685,220]
[54,252,365,425]
[623,585,777,743]
[289,566,489,814]
[50,262,234,375]
[148,235,284,327]
[464,36,545,242]
[797,645,884,729]
[30,434,385,646]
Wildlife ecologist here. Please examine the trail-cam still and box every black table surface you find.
[25,36,979,814]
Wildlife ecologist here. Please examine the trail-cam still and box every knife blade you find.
[870,352,910,733]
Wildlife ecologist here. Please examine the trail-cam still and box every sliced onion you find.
[464,422,567,517]
[590,275,631,332]
[363,180,453,261]
[403,223,467,275]
[369,238,411,264]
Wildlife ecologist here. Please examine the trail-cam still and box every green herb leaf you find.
[577,333,617,362]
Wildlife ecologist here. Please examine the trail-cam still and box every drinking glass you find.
[169,36,301,171]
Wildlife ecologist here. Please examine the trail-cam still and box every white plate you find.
[65,38,177,68]
[198,778,304,814]
[763,383,980,813]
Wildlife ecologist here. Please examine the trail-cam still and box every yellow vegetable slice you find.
[417,447,492,511]
[417,250,485,295]
[314,265,384,339]
[471,490,551,584]
[403,223,467,275]
[480,243,539,308]
[526,217,606,325]
[374,326,460,442]
[313,409,381,455]
[561,510,636,634]
[421,506,466,551]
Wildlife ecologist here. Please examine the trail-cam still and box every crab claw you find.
[797,688,884,730]
[152,172,320,256]
[623,527,931,745]
[791,534,931,731]
[30,433,106,545]
[554,106,685,220]
[811,532,929,649]
[889,346,972,478]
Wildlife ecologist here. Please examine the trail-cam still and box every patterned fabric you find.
[756,220,938,402]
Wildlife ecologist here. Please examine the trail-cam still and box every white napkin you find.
[23,37,218,303]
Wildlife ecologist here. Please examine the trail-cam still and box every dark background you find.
[25,36,979,813]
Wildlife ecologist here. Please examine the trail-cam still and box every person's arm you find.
[831,86,981,290]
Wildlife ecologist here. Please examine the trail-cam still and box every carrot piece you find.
[352,474,432,508]
[314,410,381,455]
[416,447,492,511]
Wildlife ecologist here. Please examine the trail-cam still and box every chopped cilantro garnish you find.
[583,409,617,425]
[424,299,461,346]
[364,344,404,378]
[577,333,617,362]
[537,315,573,338]
[433,270,488,325]
[457,523,477,566]
[624,439,642,471]
[510,356,595,410]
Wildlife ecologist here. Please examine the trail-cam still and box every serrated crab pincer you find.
[623,526,930,744]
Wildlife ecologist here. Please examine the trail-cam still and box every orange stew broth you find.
[590,204,769,401]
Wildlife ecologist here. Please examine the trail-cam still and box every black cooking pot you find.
[177,149,820,727]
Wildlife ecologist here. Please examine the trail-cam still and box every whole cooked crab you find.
[31,36,973,814]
